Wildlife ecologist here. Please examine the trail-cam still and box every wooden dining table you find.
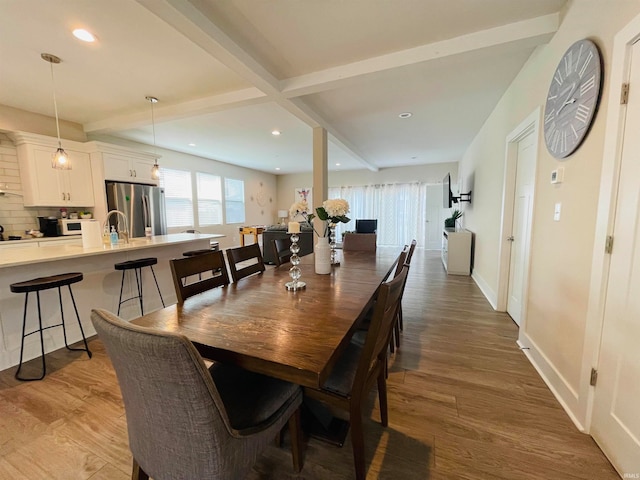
[131,249,398,389]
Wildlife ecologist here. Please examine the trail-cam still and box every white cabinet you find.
[17,143,95,207]
[442,229,472,275]
[103,152,157,184]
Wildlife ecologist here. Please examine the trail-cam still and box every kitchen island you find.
[0,233,219,373]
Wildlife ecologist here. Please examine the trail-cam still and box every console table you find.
[239,226,264,246]
[442,228,472,275]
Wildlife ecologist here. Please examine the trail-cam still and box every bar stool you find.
[114,258,165,316]
[10,272,92,381]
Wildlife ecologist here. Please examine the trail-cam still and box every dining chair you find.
[342,233,377,252]
[226,243,266,282]
[356,246,409,353]
[170,250,230,303]
[91,308,304,480]
[398,239,417,332]
[303,267,408,480]
[271,238,292,267]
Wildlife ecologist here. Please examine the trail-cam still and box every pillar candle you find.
[288,221,300,233]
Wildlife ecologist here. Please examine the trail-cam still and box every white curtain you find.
[328,183,428,247]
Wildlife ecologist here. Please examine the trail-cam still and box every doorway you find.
[496,108,540,328]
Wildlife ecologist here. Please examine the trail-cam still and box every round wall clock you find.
[543,39,602,159]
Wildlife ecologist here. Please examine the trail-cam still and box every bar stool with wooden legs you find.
[114,258,165,316]
[10,272,92,381]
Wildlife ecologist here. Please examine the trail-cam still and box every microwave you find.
[58,218,92,235]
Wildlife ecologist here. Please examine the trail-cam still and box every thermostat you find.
[551,167,564,184]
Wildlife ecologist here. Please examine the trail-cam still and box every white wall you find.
[457,0,640,428]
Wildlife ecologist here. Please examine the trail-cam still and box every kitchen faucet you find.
[104,210,129,244]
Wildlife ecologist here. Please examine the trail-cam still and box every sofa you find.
[262,225,314,264]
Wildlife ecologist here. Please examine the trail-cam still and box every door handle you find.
[507,236,515,242]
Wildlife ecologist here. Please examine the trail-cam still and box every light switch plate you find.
[554,202,561,221]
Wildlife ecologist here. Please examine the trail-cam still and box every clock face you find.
[544,39,602,159]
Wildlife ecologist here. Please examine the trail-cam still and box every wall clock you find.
[544,39,602,159]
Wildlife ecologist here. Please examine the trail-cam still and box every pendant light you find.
[146,96,160,180]
[41,53,70,170]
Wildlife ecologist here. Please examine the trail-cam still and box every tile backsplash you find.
[0,133,61,237]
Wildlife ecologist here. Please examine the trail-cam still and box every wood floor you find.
[0,250,619,479]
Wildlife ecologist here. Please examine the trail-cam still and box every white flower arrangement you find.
[288,198,351,237]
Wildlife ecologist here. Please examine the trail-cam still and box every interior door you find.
[590,39,640,476]
[506,130,536,326]
[425,184,445,249]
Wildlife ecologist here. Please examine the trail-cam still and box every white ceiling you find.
[0,0,567,174]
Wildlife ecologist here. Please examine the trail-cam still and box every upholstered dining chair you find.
[304,267,408,480]
[271,238,292,267]
[342,233,377,252]
[91,308,304,480]
[226,243,266,283]
[170,250,230,303]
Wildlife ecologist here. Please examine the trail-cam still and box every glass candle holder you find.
[329,223,340,265]
[285,233,306,291]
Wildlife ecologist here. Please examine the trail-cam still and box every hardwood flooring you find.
[0,250,618,479]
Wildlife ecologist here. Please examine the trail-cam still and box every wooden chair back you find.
[342,233,377,252]
[272,238,292,267]
[406,239,417,264]
[170,251,229,303]
[226,243,266,283]
[357,267,408,387]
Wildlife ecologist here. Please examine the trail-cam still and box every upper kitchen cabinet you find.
[89,143,159,185]
[10,132,95,207]
[103,152,157,184]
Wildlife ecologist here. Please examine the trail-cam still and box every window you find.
[224,178,245,224]
[196,173,222,226]
[159,168,194,228]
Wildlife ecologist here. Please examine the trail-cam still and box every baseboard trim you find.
[517,333,585,432]
[471,271,498,310]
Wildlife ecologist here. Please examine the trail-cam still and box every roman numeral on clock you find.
[575,104,591,123]
[580,75,596,96]
[579,51,594,78]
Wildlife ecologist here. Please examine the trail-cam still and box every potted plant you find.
[444,209,462,228]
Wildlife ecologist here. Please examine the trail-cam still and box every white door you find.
[590,40,640,476]
[506,131,536,326]
[425,184,445,250]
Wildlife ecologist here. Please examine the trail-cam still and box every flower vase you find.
[315,237,331,274]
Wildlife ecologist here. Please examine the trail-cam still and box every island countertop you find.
[0,233,222,269]
[0,232,225,373]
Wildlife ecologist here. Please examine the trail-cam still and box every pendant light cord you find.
[49,61,62,149]
[150,99,157,152]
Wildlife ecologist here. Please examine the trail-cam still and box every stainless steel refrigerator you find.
[106,182,167,238]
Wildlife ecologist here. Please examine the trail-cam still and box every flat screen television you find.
[443,173,454,208]
[355,219,377,233]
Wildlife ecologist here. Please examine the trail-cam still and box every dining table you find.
[131,248,399,389]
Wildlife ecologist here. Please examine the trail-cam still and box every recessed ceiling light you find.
[72,29,96,43]
[275,167,281,171]
[398,112,412,119]
[272,130,281,136]
[188,143,196,147]
[335,163,341,166]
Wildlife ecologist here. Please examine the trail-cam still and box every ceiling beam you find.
[280,13,560,98]
[84,87,267,133]
[135,0,378,171]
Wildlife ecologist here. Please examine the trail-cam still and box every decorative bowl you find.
[79,213,92,219]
